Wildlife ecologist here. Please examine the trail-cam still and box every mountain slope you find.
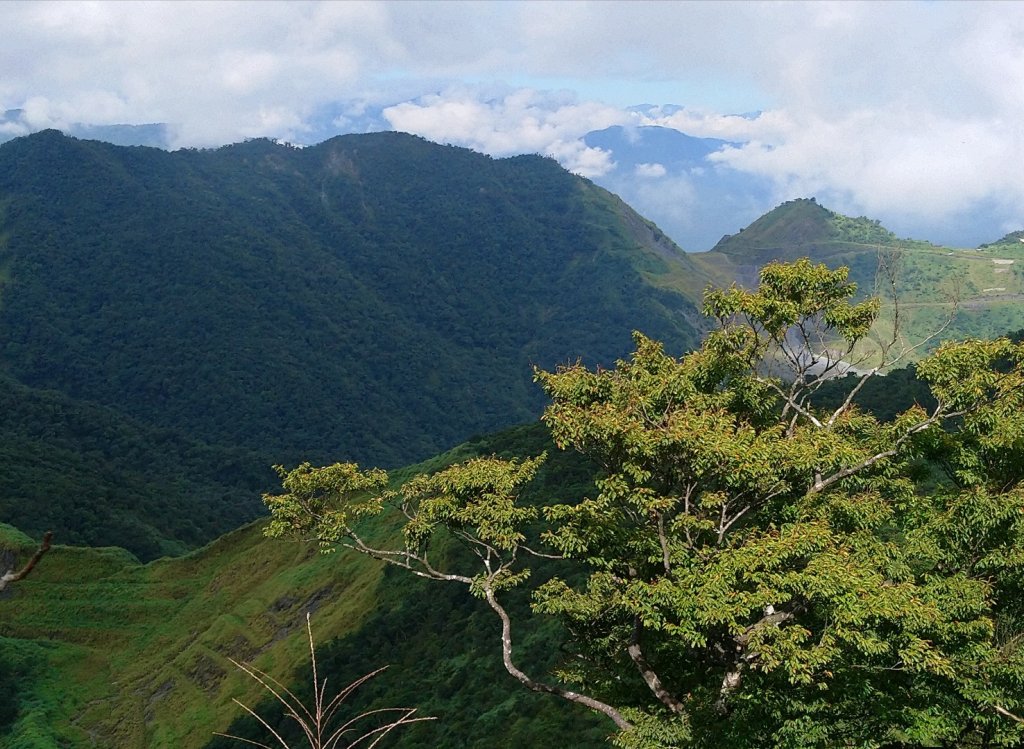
[0,424,608,749]
[691,198,1024,360]
[0,372,271,560]
[0,130,707,474]
[691,197,905,286]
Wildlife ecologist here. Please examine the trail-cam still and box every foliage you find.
[979,230,1024,250]
[706,198,901,264]
[265,260,1024,747]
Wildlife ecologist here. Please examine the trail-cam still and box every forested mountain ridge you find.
[0,129,706,474]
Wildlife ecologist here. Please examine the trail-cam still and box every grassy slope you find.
[0,519,384,748]
[0,424,608,749]
[577,181,715,305]
[690,198,1024,362]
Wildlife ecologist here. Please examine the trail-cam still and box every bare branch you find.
[758,377,824,428]
[714,484,767,544]
[994,705,1024,724]
[0,531,53,593]
[826,366,882,426]
[716,607,796,714]
[628,618,685,714]
[482,586,633,732]
[809,401,969,497]
[337,527,635,732]
[657,512,672,575]
[342,533,474,585]
[519,544,564,560]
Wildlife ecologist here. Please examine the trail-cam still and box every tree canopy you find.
[264,259,1024,748]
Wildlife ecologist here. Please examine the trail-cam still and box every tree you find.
[263,260,1024,748]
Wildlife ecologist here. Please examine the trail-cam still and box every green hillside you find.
[0,424,608,749]
[692,197,919,287]
[0,372,271,560]
[980,229,1024,250]
[692,198,1024,362]
[0,131,707,475]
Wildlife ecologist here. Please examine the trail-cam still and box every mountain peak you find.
[709,198,899,258]
[979,229,1024,249]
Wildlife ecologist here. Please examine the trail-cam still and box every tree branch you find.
[342,533,473,585]
[715,607,795,714]
[808,401,964,496]
[342,530,633,730]
[758,377,824,429]
[0,531,53,593]
[994,705,1024,724]
[482,586,634,732]
[628,618,685,714]
[657,512,672,575]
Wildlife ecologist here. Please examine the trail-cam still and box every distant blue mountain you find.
[0,110,170,148]
[585,125,737,171]
[582,125,775,251]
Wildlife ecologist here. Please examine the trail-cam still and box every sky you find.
[3,0,1024,248]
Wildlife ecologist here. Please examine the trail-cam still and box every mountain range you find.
[1,130,1023,748]
[0,129,705,558]
[4,109,1014,252]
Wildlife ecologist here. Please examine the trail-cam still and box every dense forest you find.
[0,130,706,557]
[0,371,271,559]
[0,130,704,472]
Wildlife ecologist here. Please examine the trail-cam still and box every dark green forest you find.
[0,130,703,472]
[0,372,271,559]
[0,130,710,559]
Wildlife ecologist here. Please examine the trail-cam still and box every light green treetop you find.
[263,259,1024,748]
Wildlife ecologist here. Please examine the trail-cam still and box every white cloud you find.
[545,139,616,178]
[634,162,667,178]
[382,86,625,174]
[707,109,1024,226]
[2,1,1024,243]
